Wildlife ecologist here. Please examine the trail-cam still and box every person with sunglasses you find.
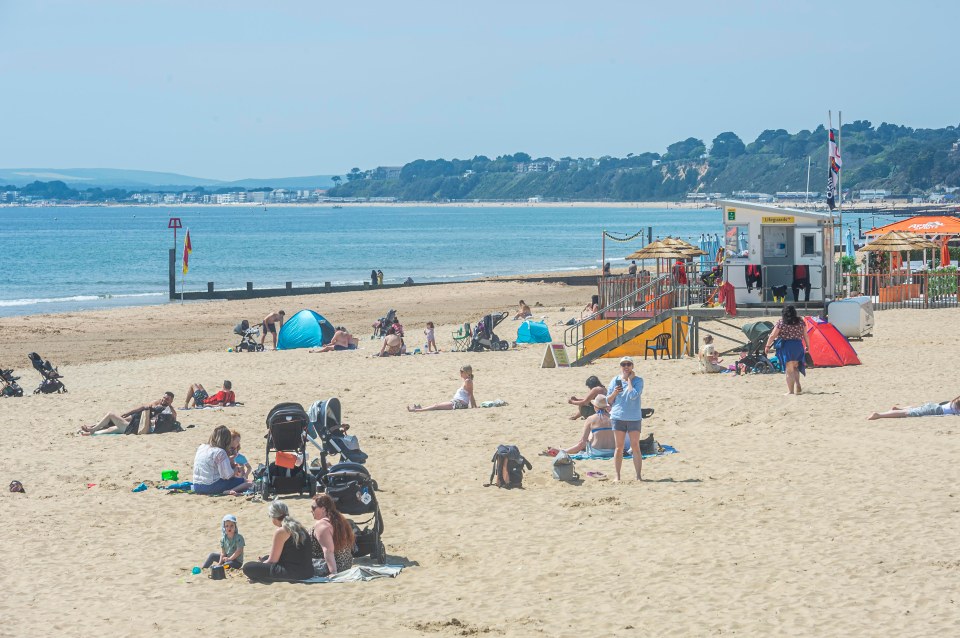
[606,357,645,482]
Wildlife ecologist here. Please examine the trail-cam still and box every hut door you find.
[762,226,794,299]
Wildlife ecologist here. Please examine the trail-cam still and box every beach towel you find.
[480,399,508,408]
[570,445,677,461]
[302,564,404,583]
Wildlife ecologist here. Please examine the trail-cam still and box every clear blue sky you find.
[1,0,957,180]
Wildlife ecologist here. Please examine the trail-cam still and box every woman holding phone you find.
[606,356,644,482]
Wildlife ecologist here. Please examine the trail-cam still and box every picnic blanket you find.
[570,445,678,461]
[302,564,404,583]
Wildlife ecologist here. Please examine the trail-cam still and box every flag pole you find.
[181,228,186,305]
[838,111,843,297]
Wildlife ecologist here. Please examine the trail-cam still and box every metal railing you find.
[841,271,960,310]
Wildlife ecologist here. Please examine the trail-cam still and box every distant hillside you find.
[327,121,960,201]
[0,168,335,191]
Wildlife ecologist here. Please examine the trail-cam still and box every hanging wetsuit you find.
[745,265,762,292]
[792,265,811,302]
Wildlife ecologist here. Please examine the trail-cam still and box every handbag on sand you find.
[552,451,579,482]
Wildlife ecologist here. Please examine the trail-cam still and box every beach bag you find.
[123,411,144,435]
[487,445,532,489]
[551,451,579,482]
[638,433,662,456]
[209,565,226,580]
[152,411,181,434]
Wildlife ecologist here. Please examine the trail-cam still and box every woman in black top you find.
[242,500,314,582]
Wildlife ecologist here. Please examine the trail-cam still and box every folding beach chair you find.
[452,322,471,352]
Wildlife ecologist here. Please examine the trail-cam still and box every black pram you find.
[467,311,510,352]
[371,309,397,339]
[233,320,264,352]
[738,321,775,373]
[27,352,66,394]
[307,397,386,564]
[0,366,23,398]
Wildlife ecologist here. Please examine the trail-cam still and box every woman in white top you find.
[192,425,253,495]
[408,365,476,412]
[868,395,960,420]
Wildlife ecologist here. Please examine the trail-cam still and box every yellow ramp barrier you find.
[582,318,688,359]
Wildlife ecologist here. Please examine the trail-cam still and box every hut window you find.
[801,233,816,256]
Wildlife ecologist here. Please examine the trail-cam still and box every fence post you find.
[168,249,176,300]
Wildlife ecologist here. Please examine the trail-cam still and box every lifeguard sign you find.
[168,217,182,250]
[541,343,571,368]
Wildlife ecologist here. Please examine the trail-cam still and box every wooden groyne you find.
[167,250,596,301]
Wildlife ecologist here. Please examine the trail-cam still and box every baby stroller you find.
[27,352,67,394]
[307,397,385,564]
[0,367,24,398]
[738,321,775,373]
[371,309,397,339]
[306,397,369,470]
[259,402,317,500]
[467,311,510,352]
[233,320,264,352]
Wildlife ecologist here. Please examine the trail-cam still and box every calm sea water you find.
[0,205,876,317]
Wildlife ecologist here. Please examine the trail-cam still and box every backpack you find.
[638,433,663,456]
[487,445,532,489]
[552,450,579,482]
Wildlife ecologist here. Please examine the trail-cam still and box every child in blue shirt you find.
[229,430,251,479]
[202,514,245,569]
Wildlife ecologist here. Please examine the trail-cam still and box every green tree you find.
[710,132,745,158]
[663,138,706,161]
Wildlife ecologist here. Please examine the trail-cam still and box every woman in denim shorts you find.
[606,357,645,481]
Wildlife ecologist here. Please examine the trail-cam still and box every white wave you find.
[0,292,165,307]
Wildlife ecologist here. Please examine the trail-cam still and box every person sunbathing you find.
[567,375,607,420]
[377,327,404,357]
[513,300,532,320]
[312,327,353,353]
[184,380,236,408]
[408,365,476,412]
[546,395,617,456]
[868,395,960,420]
[80,392,176,435]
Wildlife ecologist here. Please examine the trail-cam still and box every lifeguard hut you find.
[719,200,835,305]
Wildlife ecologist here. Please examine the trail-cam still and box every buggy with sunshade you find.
[738,321,776,374]
[27,352,67,394]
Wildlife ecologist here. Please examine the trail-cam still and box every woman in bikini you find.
[408,365,476,412]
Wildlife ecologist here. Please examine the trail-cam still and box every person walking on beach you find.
[606,357,644,482]
[260,310,285,350]
[868,395,960,420]
[764,305,810,396]
[408,365,476,412]
[377,270,384,285]
[371,269,378,287]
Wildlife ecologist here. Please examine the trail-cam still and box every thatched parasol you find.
[625,241,691,261]
[858,230,938,252]
[857,230,938,284]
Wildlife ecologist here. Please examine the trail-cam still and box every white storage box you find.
[827,296,874,339]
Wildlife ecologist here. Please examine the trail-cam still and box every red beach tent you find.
[804,317,861,367]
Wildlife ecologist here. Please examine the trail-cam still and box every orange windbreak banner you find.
[865,216,960,236]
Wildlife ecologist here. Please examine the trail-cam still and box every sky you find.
[1,0,958,181]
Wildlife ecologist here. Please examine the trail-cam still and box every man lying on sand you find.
[184,380,236,409]
[80,392,177,435]
[868,395,960,420]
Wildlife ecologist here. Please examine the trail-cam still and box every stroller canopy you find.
[516,320,551,344]
[277,310,336,350]
[741,321,773,346]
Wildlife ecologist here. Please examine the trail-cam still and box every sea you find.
[0,205,879,317]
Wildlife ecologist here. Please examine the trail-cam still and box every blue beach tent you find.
[276,310,335,350]
[516,320,551,344]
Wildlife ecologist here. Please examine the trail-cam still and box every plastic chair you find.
[644,333,671,360]
[452,322,472,352]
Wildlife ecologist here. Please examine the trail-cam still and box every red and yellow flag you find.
[182,230,192,274]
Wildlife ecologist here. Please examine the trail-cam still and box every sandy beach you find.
[1,279,958,637]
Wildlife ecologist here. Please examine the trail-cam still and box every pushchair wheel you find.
[255,344,264,352]
[495,340,509,351]
[308,477,317,497]
[751,359,774,374]
[260,478,271,501]
[376,541,386,565]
